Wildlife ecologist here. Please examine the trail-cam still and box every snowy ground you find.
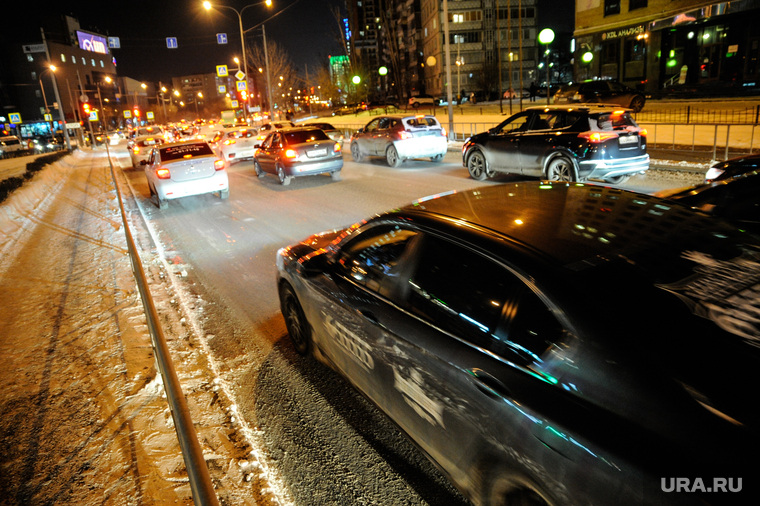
[0,150,283,505]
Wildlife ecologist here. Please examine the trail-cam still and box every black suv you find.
[462,105,649,184]
[554,80,646,112]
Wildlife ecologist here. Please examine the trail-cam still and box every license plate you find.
[307,149,327,157]
[618,135,637,145]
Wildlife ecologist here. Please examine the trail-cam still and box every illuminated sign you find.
[77,31,109,54]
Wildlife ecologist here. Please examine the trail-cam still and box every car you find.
[303,122,345,148]
[142,140,228,209]
[655,169,760,234]
[0,135,25,157]
[462,105,649,183]
[129,136,164,168]
[128,125,164,145]
[276,181,760,506]
[704,153,760,183]
[553,80,646,112]
[216,127,259,164]
[253,126,343,185]
[408,94,436,109]
[350,114,448,167]
[256,121,296,141]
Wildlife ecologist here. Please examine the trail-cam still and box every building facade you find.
[574,0,760,94]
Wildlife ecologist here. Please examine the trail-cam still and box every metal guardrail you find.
[633,105,760,125]
[106,146,220,506]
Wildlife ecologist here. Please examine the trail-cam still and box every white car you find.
[349,114,448,167]
[143,140,228,209]
[217,127,258,164]
[408,95,436,108]
[129,136,164,168]
[255,121,296,141]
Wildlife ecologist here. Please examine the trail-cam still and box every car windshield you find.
[284,130,330,144]
[160,142,213,161]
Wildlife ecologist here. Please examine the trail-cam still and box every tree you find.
[247,39,296,116]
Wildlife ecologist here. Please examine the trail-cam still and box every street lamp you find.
[38,65,56,137]
[538,28,555,105]
[203,0,273,124]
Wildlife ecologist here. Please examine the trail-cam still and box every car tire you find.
[545,155,576,182]
[411,102,420,109]
[630,96,645,113]
[350,142,364,162]
[330,171,342,181]
[430,154,444,162]
[254,160,264,177]
[386,146,402,167]
[280,283,311,356]
[220,189,229,199]
[467,150,492,181]
[277,164,292,185]
[484,472,549,506]
[157,196,168,210]
[604,174,631,184]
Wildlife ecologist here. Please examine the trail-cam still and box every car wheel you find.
[467,150,492,181]
[350,142,364,162]
[280,283,311,356]
[330,171,342,181]
[412,102,420,109]
[157,196,168,210]
[630,96,645,113]
[604,174,631,184]
[220,189,229,199]
[254,160,264,177]
[277,164,292,185]
[546,155,576,182]
[485,473,549,506]
[430,154,444,162]
[386,146,401,167]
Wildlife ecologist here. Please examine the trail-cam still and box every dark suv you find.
[462,105,649,184]
[554,80,646,112]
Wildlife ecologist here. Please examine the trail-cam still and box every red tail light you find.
[223,139,236,145]
[639,128,647,137]
[214,159,225,170]
[132,146,140,154]
[156,167,171,179]
[579,131,619,143]
[334,143,341,152]
[285,149,297,158]
[398,131,413,140]
[440,127,447,137]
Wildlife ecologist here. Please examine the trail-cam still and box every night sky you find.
[19,0,573,83]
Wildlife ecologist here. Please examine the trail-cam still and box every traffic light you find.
[82,102,90,117]
[133,107,140,118]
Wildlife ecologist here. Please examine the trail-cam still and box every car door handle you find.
[468,368,511,399]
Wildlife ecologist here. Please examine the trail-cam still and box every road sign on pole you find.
[216,33,228,44]
[216,65,228,77]
[166,37,178,49]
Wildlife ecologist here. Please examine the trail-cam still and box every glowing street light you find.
[538,28,555,104]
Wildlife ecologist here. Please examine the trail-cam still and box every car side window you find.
[496,113,530,134]
[404,236,517,347]
[336,225,420,296]
[365,119,381,132]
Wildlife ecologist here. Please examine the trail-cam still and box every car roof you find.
[391,182,755,269]
[523,104,631,113]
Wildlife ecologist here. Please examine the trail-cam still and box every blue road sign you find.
[108,37,121,49]
[166,37,178,49]
[217,33,228,44]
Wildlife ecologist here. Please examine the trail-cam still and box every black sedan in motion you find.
[462,105,649,184]
[276,182,759,506]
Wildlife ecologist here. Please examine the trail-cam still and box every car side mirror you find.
[140,160,148,166]
[299,252,333,276]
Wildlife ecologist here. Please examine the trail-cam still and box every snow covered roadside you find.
[0,149,285,505]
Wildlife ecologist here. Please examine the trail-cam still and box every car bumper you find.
[394,138,448,160]
[222,147,256,161]
[580,154,650,181]
[283,157,344,177]
[155,172,229,200]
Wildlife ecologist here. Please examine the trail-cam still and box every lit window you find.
[60,54,66,63]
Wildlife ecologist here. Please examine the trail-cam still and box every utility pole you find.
[41,28,71,150]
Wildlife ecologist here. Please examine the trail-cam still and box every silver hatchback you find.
[350,114,448,167]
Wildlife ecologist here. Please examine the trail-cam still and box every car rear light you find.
[398,131,413,140]
[579,131,619,143]
[639,128,647,137]
[214,159,225,170]
[334,143,341,152]
[224,139,236,145]
[440,127,447,137]
[285,149,297,158]
[132,146,140,154]
[156,167,171,179]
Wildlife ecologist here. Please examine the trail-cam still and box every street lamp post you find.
[538,28,555,105]
[40,28,71,150]
[39,66,56,137]
[203,0,273,124]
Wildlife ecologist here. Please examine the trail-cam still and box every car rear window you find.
[404,117,440,128]
[138,138,163,147]
[160,142,214,161]
[592,112,638,131]
[284,130,330,144]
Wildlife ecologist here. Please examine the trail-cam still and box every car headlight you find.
[704,167,725,181]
